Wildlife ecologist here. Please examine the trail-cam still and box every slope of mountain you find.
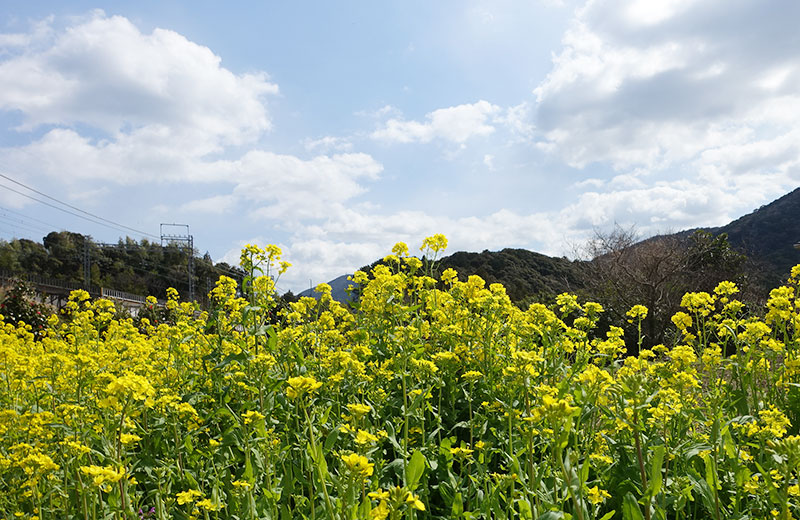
[298,273,356,303]
[438,248,585,304]
[312,188,800,307]
[715,187,800,287]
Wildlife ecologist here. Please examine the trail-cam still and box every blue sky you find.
[1,1,799,293]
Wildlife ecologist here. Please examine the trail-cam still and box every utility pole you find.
[83,236,91,290]
[160,224,195,301]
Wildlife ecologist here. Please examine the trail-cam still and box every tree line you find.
[0,231,243,305]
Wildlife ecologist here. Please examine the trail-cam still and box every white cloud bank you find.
[0,11,276,149]
[371,100,502,144]
[0,12,384,223]
[530,0,800,235]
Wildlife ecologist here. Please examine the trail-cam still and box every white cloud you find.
[371,100,502,144]
[0,13,385,228]
[303,136,353,153]
[180,195,237,215]
[523,0,800,252]
[0,11,277,149]
[231,152,383,221]
[534,0,800,174]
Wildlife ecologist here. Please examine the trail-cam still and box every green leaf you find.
[358,496,371,520]
[599,512,616,520]
[452,492,464,517]
[579,456,590,486]
[243,453,254,482]
[517,499,533,520]
[406,449,426,489]
[687,471,715,513]
[183,434,194,454]
[307,442,328,480]
[323,428,339,452]
[701,453,719,491]
[622,492,644,520]
[646,445,664,498]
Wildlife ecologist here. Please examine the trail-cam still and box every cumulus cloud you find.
[526,0,800,244]
[0,12,385,229]
[371,100,502,144]
[231,152,383,221]
[534,0,800,173]
[0,10,277,149]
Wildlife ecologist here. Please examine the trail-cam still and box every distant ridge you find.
[298,273,355,303]
[299,187,800,305]
[715,187,800,287]
[437,248,584,304]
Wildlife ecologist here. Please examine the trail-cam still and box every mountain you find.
[310,188,800,308]
[437,248,585,304]
[714,187,800,288]
[298,273,356,303]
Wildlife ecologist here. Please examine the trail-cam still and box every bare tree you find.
[579,225,746,349]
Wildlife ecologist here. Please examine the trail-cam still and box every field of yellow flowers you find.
[1,235,800,520]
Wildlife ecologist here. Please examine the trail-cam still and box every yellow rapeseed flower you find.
[626,305,648,321]
[355,429,379,445]
[242,410,265,425]
[80,465,126,488]
[176,489,202,505]
[587,485,611,504]
[341,453,374,479]
[286,376,323,400]
[347,403,372,418]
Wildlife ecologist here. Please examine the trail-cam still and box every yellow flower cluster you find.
[1,236,799,519]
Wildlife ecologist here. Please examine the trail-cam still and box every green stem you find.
[556,446,584,520]
[633,409,651,520]
[303,404,335,519]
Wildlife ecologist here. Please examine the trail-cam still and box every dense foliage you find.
[716,187,800,290]
[0,280,50,338]
[438,249,585,306]
[1,235,800,520]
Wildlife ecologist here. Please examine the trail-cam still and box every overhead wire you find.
[0,181,147,238]
[0,173,245,277]
[0,171,246,296]
[0,172,160,240]
[0,213,53,235]
[0,205,64,231]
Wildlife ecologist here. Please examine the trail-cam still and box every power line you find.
[0,216,50,236]
[0,182,145,238]
[0,172,160,240]
[0,211,53,234]
[0,205,64,231]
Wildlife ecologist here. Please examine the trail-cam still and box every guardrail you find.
[0,270,162,307]
[100,287,146,304]
[0,269,98,294]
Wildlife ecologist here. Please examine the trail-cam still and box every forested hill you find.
[714,187,800,288]
[437,248,585,305]
[0,231,243,303]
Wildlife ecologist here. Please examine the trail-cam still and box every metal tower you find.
[160,224,195,301]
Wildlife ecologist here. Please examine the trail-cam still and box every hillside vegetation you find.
[0,231,242,303]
